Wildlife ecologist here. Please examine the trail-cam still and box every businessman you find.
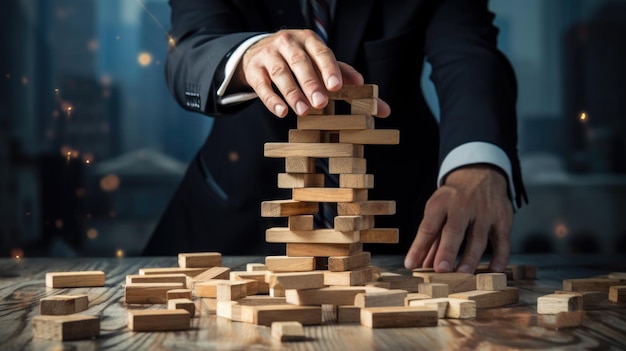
[143,0,527,274]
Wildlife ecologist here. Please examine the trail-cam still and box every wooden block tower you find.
[261,84,400,284]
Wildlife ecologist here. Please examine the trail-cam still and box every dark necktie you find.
[310,0,330,43]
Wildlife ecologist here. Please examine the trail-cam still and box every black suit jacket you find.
[143,0,526,256]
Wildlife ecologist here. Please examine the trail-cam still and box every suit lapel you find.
[332,0,376,63]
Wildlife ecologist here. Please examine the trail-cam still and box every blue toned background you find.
[1,0,625,257]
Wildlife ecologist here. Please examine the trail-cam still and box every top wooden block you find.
[45,271,105,288]
[178,252,222,268]
[328,84,378,100]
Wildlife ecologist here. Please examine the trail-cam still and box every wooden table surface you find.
[1,254,625,351]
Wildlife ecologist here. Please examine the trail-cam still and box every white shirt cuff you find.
[438,141,518,210]
[216,34,271,105]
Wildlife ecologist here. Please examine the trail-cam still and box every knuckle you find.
[268,64,288,78]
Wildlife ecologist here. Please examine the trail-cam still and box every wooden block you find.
[378,273,423,293]
[537,311,583,330]
[286,242,363,257]
[126,273,187,288]
[40,294,89,315]
[418,283,449,298]
[237,295,288,306]
[194,279,230,298]
[264,142,362,158]
[124,282,185,304]
[349,98,377,115]
[266,271,325,289]
[138,267,208,277]
[127,309,190,331]
[328,252,371,272]
[270,286,286,297]
[354,289,407,308]
[608,272,626,280]
[404,293,433,306]
[297,114,374,130]
[448,287,519,309]
[216,300,243,321]
[476,273,507,291]
[505,265,526,281]
[45,271,105,288]
[188,266,231,289]
[409,298,476,319]
[338,174,374,189]
[285,287,367,306]
[360,306,438,328]
[328,157,366,174]
[328,84,378,99]
[337,201,396,215]
[323,267,373,286]
[261,199,318,217]
[178,252,221,268]
[271,321,306,341]
[168,298,196,317]
[293,188,368,203]
[240,305,322,326]
[288,129,321,143]
[288,215,315,231]
[339,129,399,145]
[609,285,626,302]
[537,293,582,314]
[412,272,476,293]
[285,157,317,173]
[32,314,99,341]
[337,305,361,323]
[554,290,607,309]
[277,173,324,188]
[266,227,360,244]
[334,215,374,232]
[166,288,192,301]
[265,256,317,272]
[308,99,335,115]
[230,271,269,294]
[524,265,537,279]
[217,280,256,301]
[563,278,621,292]
[359,228,399,244]
[246,263,267,272]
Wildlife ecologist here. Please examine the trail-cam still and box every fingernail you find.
[438,260,451,272]
[327,75,340,89]
[274,104,286,116]
[312,91,325,107]
[295,101,308,115]
[458,264,472,273]
[404,257,415,270]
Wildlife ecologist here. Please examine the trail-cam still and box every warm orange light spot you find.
[11,248,24,259]
[100,174,120,192]
[579,111,587,122]
[55,219,64,230]
[87,228,98,240]
[555,222,568,239]
[116,249,125,258]
[138,52,152,66]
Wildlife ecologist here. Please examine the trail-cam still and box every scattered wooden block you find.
[45,271,105,288]
[138,267,208,278]
[230,271,269,294]
[328,252,371,272]
[167,298,196,317]
[266,256,317,272]
[216,280,257,301]
[178,252,222,268]
[32,314,99,341]
[195,279,229,298]
[166,288,192,301]
[189,266,231,289]
[609,285,626,303]
[240,305,322,326]
[412,272,476,293]
[323,267,373,286]
[360,306,438,328]
[246,263,267,272]
[124,282,185,304]
[476,273,507,291]
[409,298,476,319]
[537,293,583,314]
[266,271,325,289]
[337,305,361,323]
[418,283,449,298]
[126,273,187,288]
[354,289,407,308]
[404,293,433,306]
[378,273,423,293]
[448,287,519,309]
[271,321,306,341]
[554,290,607,309]
[217,301,243,321]
[562,278,619,292]
[127,309,190,331]
[537,311,583,330]
[285,287,366,306]
[40,294,89,315]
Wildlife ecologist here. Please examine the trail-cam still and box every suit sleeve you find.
[424,0,527,208]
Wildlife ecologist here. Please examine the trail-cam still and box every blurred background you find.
[1,0,625,258]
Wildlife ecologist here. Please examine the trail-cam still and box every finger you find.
[376,98,391,118]
[455,221,489,273]
[488,214,512,273]
[304,32,343,93]
[423,238,439,268]
[245,69,289,117]
[337,62,364,86]
[432,212,469,273]
[404,197,447,270]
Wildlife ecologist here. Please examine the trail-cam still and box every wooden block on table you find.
[266,227,360,244]
[288,129,321,143]
[329,157,366,174]
[337,305,361,323]
[240,305,322,326]
[323,267,373,286]
[277,173,324,188]
[562,278,620,292]
[607,272,626,280]
[334,215,374,232]
[45,271,105,288]
[286,287,367,306]
[288,215,315,231]
[270,286,286,297]
[537,293,582,314]
[138,267,208,278]
[124,282,185,304]
[265,256,317,272]
[261,200,319,217]
[359,228,399,244]
[230,271,268,294]
[476,273,507,291]
[285,157,317,173]
[127,309,190,331]
[32,314,99,341]
[412,272,476,293]
[609,285,626,302]
[297,114,374,130]
[168,298,196,317]
[166,288,192,301]
[328,84,378,99]
[338,174,374,189]
[194,279,230,298]
[378,273,423,293]
[266,271,325,289]
[237,295,288,306]
[246,263,267,272]
[524,265,537,279]
[349,98,377,115]
[217,280,257,301]
[537,311,583,330]
[418,282,449,298]
[40,294,89,315]
[408,298,476,319]
[360,306,438,328]
[339,129,399,145]
[188,266,231,289]
[286,242,363,257]
[337,201,396,215]
[271,321,306,341]
[264,142,363,158]
[178,252,221,268]
[404,293,433,306]
[217,300,243,321]
[448,287,519,309]
[354,289,407,308]
[328,252,371,272]
[554,290,607,309]
[293,187,368,203]
[126,273,187,288]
